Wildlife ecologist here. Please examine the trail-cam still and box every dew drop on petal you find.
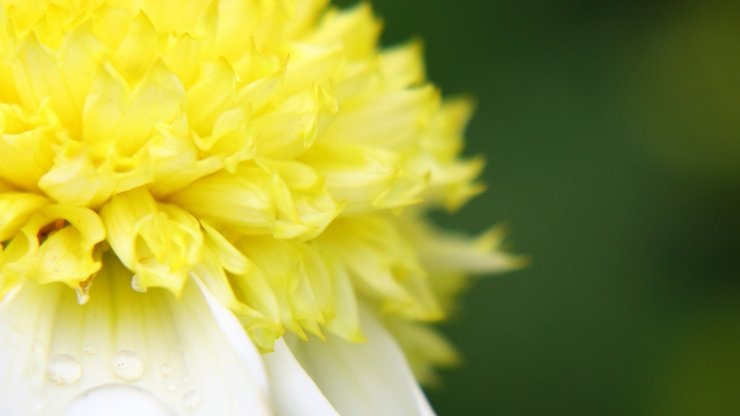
[75,288,90,305]
[111,350,144,381]
[48,354,82,385]
[64,384,172,416]
[182,390,200,409]
[131,277,148,293]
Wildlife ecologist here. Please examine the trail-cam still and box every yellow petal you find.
[139,0,211,34]
[82,60,185,157]
[12,34,78,130]
[0,103,57,190]
[100,188,203,295]
[0,192,49,241]
[169,167,275,236]
[0,204,105,299]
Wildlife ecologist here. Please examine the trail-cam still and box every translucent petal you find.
[385,319,459,386]
[0,257,271,415]
[310,4,380,59]
[316,216,442,321]
[291,307,435,416]
[414,224,528,275]
[263,338,338,416]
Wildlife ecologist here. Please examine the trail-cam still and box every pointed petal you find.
[413,222,528,275]
[263,339,338,416]
[0,258,271,415]
[291,307,435,416]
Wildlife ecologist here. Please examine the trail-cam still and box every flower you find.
[0,0,522,414]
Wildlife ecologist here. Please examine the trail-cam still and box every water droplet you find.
[64,384,172,416]
[83,343,96,356]
[182,390,200,409]
[159,364,173,377]
[111,350,144,381]
[74,288,90,305]
[48,354,81,385]
[131,277,148,293]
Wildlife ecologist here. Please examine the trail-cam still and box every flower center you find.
[0,0,492,354]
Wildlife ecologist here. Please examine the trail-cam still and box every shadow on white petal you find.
[0,257,271,416]
[290,306,436,416]
[63,384,173,416]
[263,339,339,416]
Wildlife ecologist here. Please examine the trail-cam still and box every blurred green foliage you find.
[335,0,740,414]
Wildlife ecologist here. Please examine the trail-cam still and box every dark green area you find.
[336,0,740,414]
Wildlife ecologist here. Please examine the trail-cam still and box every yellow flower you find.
[0,0,522,414]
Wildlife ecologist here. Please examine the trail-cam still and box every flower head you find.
[0,0,522,414]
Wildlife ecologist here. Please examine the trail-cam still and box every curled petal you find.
[101,188,203,295]
[0,191,50,241]
[0,204,105,299]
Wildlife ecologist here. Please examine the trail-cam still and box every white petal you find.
[0,261,271,416]
[291,307,436,416]
[193,276,269,392]
[263,339,338,416]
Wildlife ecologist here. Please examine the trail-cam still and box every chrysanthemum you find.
[0,0,521,414]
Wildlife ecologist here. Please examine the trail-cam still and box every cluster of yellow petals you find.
[0,0,515,379]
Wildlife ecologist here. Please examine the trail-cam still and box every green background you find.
[336,0,740,414]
